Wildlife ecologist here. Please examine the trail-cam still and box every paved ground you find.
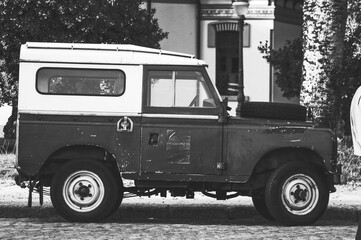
[0,180,360,239]
[0,217,358,240]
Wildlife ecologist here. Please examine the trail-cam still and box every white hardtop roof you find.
[20,42,207,66]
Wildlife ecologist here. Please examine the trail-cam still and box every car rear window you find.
[36,68,125,96]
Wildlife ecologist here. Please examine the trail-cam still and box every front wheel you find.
[265,162,329,226]
[51,159,120,222]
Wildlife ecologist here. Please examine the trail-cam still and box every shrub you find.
[0,154,16,180]
[338,139,361,184]
[258,38,303,99]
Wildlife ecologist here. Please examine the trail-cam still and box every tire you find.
[240,102,307,121]
[265,162,329,226]
[112,176,124,213]
[51,159,120,222]
[252,190,274,221]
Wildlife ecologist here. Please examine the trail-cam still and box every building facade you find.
[145,0,302,114]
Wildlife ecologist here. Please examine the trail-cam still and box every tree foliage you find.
[302,0,348,131]
[340,0,361,136]
[259,0,361,137]
[0,0,168,138]
[258,38,302,100]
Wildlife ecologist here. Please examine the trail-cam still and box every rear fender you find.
[39,145,118,186]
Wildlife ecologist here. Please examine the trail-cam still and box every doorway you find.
[216,31,239,96]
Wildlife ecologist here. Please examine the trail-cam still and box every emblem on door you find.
[117,116,133,132]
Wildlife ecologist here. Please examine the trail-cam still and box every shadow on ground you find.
[0,203,359,226]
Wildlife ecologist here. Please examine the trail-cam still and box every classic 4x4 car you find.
[15,42,340,225]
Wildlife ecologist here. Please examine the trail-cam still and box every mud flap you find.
[27,179,44,207]
[27,179,34,207]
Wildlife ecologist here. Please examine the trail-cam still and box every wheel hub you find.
[63,170,105,212]
[75,183,93,200]
[281,174,319,216]
[291,185,308,203]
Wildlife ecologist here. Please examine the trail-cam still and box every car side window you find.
[147,70,216,108]
[37,68,125,96]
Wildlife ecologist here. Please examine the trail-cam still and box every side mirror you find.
[218,97,231,124]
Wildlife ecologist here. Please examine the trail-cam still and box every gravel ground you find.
[0,180,360,240]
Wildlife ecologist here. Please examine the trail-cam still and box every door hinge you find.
[218,114,228,124]
[217,162,226,170]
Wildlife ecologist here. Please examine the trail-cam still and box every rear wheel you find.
[112,176,124,213]
[265,162,329,226]
[51,159,120,222]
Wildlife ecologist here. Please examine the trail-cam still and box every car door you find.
[140,65,225,176]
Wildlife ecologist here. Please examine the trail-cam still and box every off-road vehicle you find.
[15,42,340,225]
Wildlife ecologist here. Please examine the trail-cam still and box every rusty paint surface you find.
[225,118,335,178]
[17,113,141,175]
[140,117,223,175]
[166,130,191,165]
[17,113,336,184]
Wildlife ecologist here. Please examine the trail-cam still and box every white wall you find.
[243,19,273,102]
[153,2,198,55]
[200,20,216,83]
[201,19,273,102]
[199,18,273,115]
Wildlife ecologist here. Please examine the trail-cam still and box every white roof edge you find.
[24,42,196,59]
[18,109,142,117]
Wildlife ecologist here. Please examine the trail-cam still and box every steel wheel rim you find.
[63,170,105,213]
[281,174,319,216]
